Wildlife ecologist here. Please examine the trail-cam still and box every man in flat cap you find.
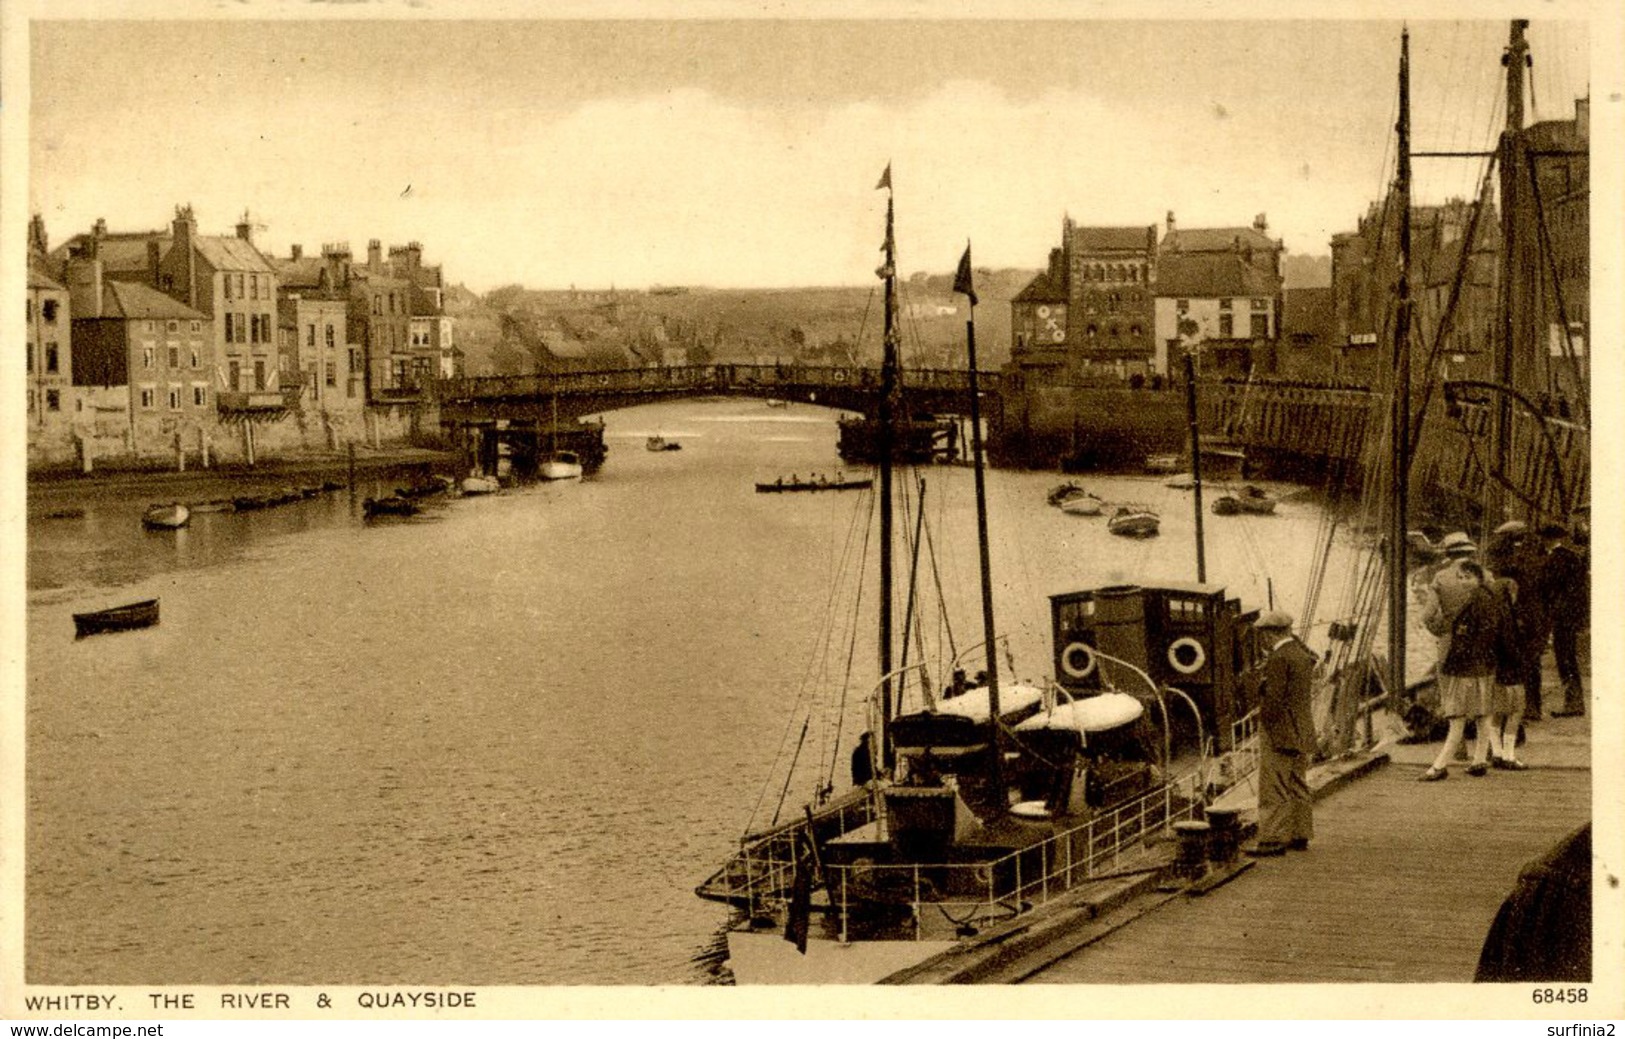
[1246,610,1318,856]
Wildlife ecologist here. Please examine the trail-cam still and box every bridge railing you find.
[435,364,1003,402]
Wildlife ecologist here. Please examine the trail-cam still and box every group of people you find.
[1417,518,1589,782]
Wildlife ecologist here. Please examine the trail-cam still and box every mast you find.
[1184,352,1207,583]
[1494,20,1531,523]
[955,243,1004,807]
[1388,28,1414,706]
[876,166,899,765]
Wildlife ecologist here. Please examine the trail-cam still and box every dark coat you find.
[1441,584,1497,677]
[1259,636,1317,755]
[1539,542,1587,627]
[1487,578,1529,686]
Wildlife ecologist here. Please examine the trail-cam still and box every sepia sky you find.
[28,15,1595,291]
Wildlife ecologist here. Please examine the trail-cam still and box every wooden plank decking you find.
[1024,759,1591,984]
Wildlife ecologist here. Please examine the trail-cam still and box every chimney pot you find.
[1254,213,1268,232]
[1166,210,1176,232]
[93,217,107,238]
[291,244,303,260]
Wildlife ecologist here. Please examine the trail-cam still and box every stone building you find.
[1011,218,1158,380]
[25,255,74,463]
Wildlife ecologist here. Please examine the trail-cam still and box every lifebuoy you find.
[599,375,610,386]
[1060,641,1097,679]
[1168,636,1206,675]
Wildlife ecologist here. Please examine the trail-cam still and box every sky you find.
[25,13,1598,292]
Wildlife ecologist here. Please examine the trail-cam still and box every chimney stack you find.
[368,239,382,270]
[172,204,198,307]
[147,240,162,288]
[290,244,303,261]
[28,213,48,257]
[1166,210,1176,233]
[1254,213,1268,232]
[236,210,254,244]
[93,217,107,239]
[67,255,106,319]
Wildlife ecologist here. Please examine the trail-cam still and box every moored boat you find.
[362,496,418,519]
[646,435,683,452]
[141,503,190,530]
[1212,486,1277,516]
[73,598,160,638]
[1107,505,1160,537]
[187,499,235,514]
[540,451,584,481]
[1058,493,1104,516]
[460,474,500,495]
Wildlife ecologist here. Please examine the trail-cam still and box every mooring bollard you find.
[1202,807,1241,865]
[1172,820,1212,881]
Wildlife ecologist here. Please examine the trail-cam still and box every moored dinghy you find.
[73,598,160,638]
[141,503,190,529]
[540,451,584,481]
[1107,504,1159,537]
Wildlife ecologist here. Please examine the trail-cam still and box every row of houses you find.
[1009,95,1588,406]
[23,205,459,468]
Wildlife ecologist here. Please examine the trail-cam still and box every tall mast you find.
[876,167,898,763]
[954,243,1003,807]
[1388,28,1414,706]
[1494,19,1531,522]
[1184,352,1207,583]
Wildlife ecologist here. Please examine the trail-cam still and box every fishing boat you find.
[697,172,1268,985]
[141,503,190,530]
[1107,505,1160,538]
[1211,486,1278,516]
[461,474,500,495]
[646,435,683,452]
[1058,493,1104,516]
[540,450,584,481]
[362,496,418,519]
[73,598,159,639]
[755,474,872,494]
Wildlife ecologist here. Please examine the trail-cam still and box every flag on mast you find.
[875,163,892,192]
[954,242,978,307]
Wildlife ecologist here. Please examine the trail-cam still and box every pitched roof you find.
[28,260,65,291]
[72,280,209,321]
[1013,267,1067,303]
[1161,226,1279,255]
[192,235,274,273]
[1154,253,1278,298]
[271,255,327,289]
[1067,225,1155,253]
[49,232,171,276]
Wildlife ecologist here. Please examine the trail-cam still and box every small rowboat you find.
[141,503,190,529]
[363,496,418,519]
[1059,493,1103,516]
[540,451,584,481]
[756,476,872,494]
[646,436,683,452]
[460,475,500,495]
[73,598,159,639]
[1107,505,1160,538]
[1046,482,1086,506]
[1211,486,1278,516]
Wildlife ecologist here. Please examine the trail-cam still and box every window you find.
[236,316,247,344]
[26,299,33,324]
[140,386,156,409]
[1219,314,1234,338]
[167,320,179,333]
[1250,313,1269,338]
[47,389,61,412]
[326,361,337,387]
[236,274,245,298]
[325,325,336,351]
[143,345,155,369]
[230,361,242,391]
[190,345,201,368]
[1129,324,1143,337]
[253,360,266,390]
[27,342,34,373]
[224,275,233,301]
[249,275,257,301]
[373,295,383,315]
[169,345,180,368]
[168,385,182,410]
[1176,299,1189,313]
[1251,298,1269,311]
[193,384,207,407]
[1219,298,1233,311]
[307,324,316,348]
[27,390,34,413]
[43,299,59,323]
[249,315,259,345]
[145,320,156,333]
[191,320,201,333]
[349,347,360,374]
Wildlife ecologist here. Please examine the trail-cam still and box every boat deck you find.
[1022,714,1592,985]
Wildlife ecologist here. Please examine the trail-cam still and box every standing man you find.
[1539,524,1588,717]
[1246,610,1318,857]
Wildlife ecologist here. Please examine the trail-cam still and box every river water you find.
[24,398,1420,986]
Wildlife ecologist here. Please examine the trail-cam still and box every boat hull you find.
[724,928,953,986]
[141,504,190,529]
[73,599,160,638]
[755,480,872,494]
